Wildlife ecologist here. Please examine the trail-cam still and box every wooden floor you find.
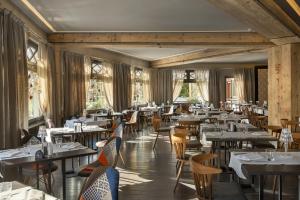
[5,126,299,199]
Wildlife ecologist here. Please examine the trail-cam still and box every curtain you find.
[143,68,151,103]
[208,69,220,108]
[172,70,185,101]
[62,51,85,119]
[102,61,113,108]
[234,68,255,103]
[150,69,173,105]
[0,9,28,149]
[195,69,209,102]
[234,69,245,103]
[84,56,91,104]
[243,68,255,103]
[113,63,132,111]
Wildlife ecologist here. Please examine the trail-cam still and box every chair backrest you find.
[79,166,119,200]
[46,119,55,128]
[171,131,187,160]
[281,118,289,128]
[129,111,138,123]
[190,153,222,200]
[20,133,41,146]
[168,105,174,114]
[152,117,161,132]
[98,136,121,167]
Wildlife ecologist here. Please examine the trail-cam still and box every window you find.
[131,67,150,105]
[86,60,111,109]
[27,40,42,119]
[225,77,238,102]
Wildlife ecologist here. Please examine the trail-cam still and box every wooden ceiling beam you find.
[151,47,262,68]
[208,0,300,45]
[47,32,273,47]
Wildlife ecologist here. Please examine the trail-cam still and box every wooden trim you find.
[47,32,273,47]
[151,48,263,68]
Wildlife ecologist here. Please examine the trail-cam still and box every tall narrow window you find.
[27,40,42,119]
[132,67,144,105]
[225,77,237,102]
[86,60,111,109]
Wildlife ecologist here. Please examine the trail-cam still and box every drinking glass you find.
[265,149,275,161]
[55,137,63,148]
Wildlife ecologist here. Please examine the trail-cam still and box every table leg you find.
[278,175,282,200]
[259,175,264,200]
[298,176,300,200]
[61,159,66,200]
[48,161,52,193]
[36,163,39,189]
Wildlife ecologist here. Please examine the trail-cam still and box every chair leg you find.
[119,152,126,166]
[153,132,159,149]
[272,175,278,195]
[168,131,173,150]
[174,161,184,192]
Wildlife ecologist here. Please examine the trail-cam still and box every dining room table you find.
[48,125,108,149]
[203,130,278,166]
[229,151,300,200]
[0,181,58,199]
[0,142,97,200]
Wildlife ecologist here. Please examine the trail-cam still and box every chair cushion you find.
[158,127,171,132]
[213,182,246,200]
[186,140,202,149]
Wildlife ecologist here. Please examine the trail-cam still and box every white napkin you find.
[235,153,265,161]
[0,150,22,159]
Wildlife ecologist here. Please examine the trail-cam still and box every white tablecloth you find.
[0,182,58,200]
[229,152,300,179]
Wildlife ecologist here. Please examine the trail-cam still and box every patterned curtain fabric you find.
[195,69,209,102]
[208,69,220,108]
[113,63,132,111]
[0,9,28,149]
[150,69,173,105]
[37,44,58,124]
[172,70,185,101]
[102,62,114,108]
[62,51,85,119]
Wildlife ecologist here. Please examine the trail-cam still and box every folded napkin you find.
[0,150,22,159]
[235,153,265,161]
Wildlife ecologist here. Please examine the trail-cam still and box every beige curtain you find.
[208,69,220,108]
[172,70,185,101]
[62,51,85,119]
[150,69,173,105]
[102,61,113,108]
[84,56,91,104]
[113,63,132,111]
[143,68,151,103]
[243,68,255,103]
[195,69,209,102]
[234,69,245,103]
[0,9,28,148]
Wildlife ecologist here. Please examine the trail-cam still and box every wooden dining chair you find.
[190,153,246,200]
[178,120,200,141]
[124,111,139,137]
[152,117,172,150]
[175,126,202,150]
[280,118,289,128]
[79,166,119,200]
[78,136,121,177]
[162,105,174,123]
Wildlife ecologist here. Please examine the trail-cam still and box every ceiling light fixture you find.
[20,0,56,32]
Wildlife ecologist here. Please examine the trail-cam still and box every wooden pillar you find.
[268,43,300,126]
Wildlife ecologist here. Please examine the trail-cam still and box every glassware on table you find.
[55,137,63,148]
[265,149,275,161]
[38,125,47,142]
